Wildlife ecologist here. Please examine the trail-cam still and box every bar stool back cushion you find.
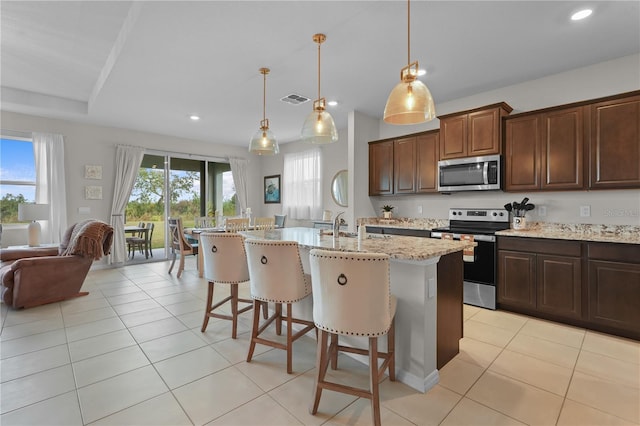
[244,240,310,303]
[200,233,249,284]
[309,249,394,336]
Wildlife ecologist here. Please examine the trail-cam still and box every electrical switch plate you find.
[417,205,423,214]
[538,206,547,216]
[580,205,591,217]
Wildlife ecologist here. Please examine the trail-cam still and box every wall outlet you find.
[538,206,547,216]
[417,205,423,214]
[580,205,591,217]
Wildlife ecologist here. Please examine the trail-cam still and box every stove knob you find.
[457,211,462,216]
[452,211,457,216]
[499,212,504,216]
[492,212,497,216]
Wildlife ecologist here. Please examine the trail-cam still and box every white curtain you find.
[229,158,249,214]
[32,132,67,243]
[283,148,322,220]
[109,145,144,264]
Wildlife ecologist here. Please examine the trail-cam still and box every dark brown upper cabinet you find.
[439,102,512,160]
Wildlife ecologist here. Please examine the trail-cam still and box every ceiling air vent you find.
[280,93,310,105]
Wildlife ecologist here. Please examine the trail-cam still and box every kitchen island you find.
[238,227,475,393]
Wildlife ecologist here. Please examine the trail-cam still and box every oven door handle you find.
[430,232,495,242]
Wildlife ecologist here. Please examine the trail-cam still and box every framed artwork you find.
[85,185,103,200]
[264,174,281,204]
[84,165,102,180]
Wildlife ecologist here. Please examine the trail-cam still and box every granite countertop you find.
[358,217,448,230]
[239,227,475,261]
[495,222,640,244]
[358,217,639,245]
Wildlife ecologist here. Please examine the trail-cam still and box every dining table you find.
[124,225,150,259]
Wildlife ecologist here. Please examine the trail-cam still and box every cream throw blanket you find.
[62,220,113,260]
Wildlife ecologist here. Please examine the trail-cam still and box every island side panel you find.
[389,258,440,392]
[436,251,464,369]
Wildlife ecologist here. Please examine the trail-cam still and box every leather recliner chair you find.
[0,219,113,309]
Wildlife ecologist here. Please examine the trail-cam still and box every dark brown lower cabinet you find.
[498,237,640,340]
[587,243,640,335]
[498,237,581,321]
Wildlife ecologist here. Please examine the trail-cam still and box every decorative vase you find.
[383,211,392,219]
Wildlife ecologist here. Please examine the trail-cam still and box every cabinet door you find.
[541,107,585,190]
[468,108,501,156]
[394,137,417,194]
[440,114,468,159]
[504,114,541,191]
[590,95,640,189]
[537,255,582,319]
[416,132,439,193]
[369,141,394,195]
[588,260,640,333]
[498,250,536,310]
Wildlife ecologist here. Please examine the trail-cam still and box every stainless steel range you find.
[430,208,510,310]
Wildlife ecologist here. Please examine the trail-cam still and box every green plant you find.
[381,205,394,212]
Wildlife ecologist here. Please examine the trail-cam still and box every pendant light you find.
[249,67,279,155]
[301,33,338,144]
[384,0,435,125]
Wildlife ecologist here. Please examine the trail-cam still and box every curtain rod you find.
[1,129,33,140]
[137,147,230,163]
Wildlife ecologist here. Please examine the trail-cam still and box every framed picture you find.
[84,165,102,180]
[264,174,281,204]
[85,185,103,200]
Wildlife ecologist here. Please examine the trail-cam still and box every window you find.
[0,136,35,223]
[283,148,322,220]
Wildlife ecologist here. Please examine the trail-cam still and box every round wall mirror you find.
[331,170,348,207]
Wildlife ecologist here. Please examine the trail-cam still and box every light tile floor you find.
[1,257,639,425]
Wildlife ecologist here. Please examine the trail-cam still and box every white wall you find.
[363,53,640,226]
[0,112,262,249]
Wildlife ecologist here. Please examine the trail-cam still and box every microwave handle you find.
[482,161,489,184]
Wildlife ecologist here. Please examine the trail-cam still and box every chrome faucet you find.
[333,211,345,237]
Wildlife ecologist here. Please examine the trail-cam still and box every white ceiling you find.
[2,1,639,148]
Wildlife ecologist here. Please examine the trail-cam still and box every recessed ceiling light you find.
[571,9,592,21]
[327,100,338,107]
[189,115,200,121]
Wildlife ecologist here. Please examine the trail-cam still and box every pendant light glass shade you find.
[249,68,279,155]
[384,62,435,124]
[301,99,338,144]
[384,0,435,125]
[301,34,338,144]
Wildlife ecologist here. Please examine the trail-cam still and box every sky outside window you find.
[0,138,36,202]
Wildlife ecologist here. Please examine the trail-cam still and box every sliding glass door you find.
[126,153,236,261]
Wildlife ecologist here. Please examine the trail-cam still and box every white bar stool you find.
[308,249,396,426]
[244,239,315,374]
[199,233,253,339]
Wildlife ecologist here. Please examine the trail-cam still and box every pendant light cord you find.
[317,40,321,100]
[263,71,266,122]
[407,0,411,66]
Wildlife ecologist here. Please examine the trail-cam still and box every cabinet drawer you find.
[588,242,640,263]
[498,237,582,256]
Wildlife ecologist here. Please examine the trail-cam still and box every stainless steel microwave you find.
[437,154,502,192]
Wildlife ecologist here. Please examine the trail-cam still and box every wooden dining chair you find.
[168,217,197,278]
[225,218,250,233]
[253,217,275,231]
[126,222,146,259]
[127,222,154,259]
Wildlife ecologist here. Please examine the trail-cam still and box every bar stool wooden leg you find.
[286,302,293,374]
[275,303,283,335]
[247,300,261,362]
[369,337,381,426]
[201,281,214,332]
[310,330,329,415]
[330,333,338,370]
[231,285,239,339]
[388,318,396,381]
